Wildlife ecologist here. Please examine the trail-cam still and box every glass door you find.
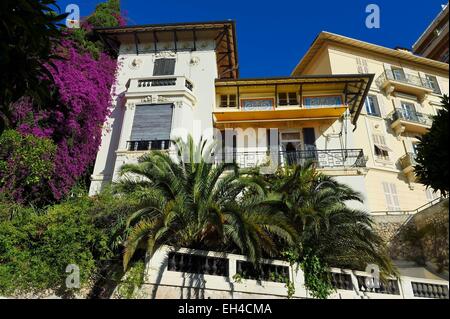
[392,67,406,81]
[400,102,417,122]
[280,131,301,166]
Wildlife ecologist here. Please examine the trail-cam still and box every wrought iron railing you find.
[127,139,171,151]
[215,149,366,169]
[390,108,433,127]
[375,69,434,90]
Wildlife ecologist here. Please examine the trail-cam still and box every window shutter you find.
[130,104,174,140]
[390,184,400,209]
[382,182,393,209]
[153,59,176,76]
[383,182,400,211]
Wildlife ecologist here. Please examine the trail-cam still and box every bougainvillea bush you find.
[1,0,124,204]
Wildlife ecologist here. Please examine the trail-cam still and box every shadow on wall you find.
[149,249,236,299]
[388,199,449,275]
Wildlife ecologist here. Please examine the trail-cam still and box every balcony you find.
[390,108,433,135]
[400,152,418,184]
[215,149,366,170]
[375,70,434,102]
[126,75,196,103]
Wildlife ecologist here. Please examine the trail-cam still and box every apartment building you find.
[292,32,449,212]
[413,3,449,63]
[89,22,449,216]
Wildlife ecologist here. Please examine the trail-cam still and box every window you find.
[391,67,406,81]
[373,134,391,160]
[153,59,176,76]
[400,101,417,121]
[303,95,342,108]
[425,75,441,95]
[356,57,369,74]
[129,104,174,151]
[219,94,237,108]
[278,92,298,106]
[365,95,381,117]
[382,182,401,211]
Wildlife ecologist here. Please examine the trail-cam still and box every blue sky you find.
[58,0,447,77]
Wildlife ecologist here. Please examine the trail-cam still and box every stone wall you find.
[373,199,449,274]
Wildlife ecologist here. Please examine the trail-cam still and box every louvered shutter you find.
[390,184,400,210]
[153,59,176,76]
[130,104,173,140]
[382,182,393,210]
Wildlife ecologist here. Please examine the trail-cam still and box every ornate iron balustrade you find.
[167,252,229,277]
[127,139,171,151]
[391,108,433,127]
[376,69,434,90]
[215,149,366,169]
[411,281,449,299]
[356,276,400,295]
[236,261,290,283]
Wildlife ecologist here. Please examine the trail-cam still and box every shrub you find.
[0,130,56,204]
[0,196,111,296]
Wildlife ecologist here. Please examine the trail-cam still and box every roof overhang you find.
[292,31,449,76]
[215,74,374,127]
[94,21,239,79]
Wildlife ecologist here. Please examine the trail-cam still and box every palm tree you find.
[263,161,396,276]
[114,135,296,270]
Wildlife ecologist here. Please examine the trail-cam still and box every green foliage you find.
[232,273,244,283]
[0,0,67,134]
[300,250,334,299]
[415,95,449,196]
[66,28,102,59]
[0,130,56,204]
[115,135,296,270]
[265,162,396,276]
[116,260,145,299]
[0,195,112,296]
[86,0,122,28]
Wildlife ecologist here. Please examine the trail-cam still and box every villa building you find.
[89,21,449,216]
[413,4,449,63]
[88,20,449,298]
